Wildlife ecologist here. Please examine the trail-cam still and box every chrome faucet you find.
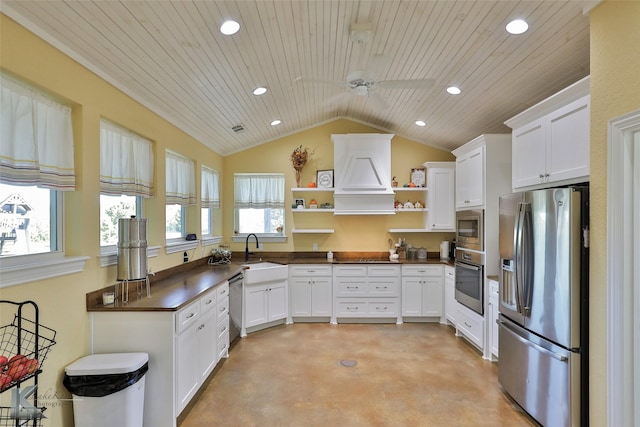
[245,233,259,261]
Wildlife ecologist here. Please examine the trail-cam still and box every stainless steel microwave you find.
[456,209,484,251]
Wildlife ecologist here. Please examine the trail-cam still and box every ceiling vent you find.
[231,124,245,133]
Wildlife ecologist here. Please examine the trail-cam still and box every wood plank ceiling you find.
[1,1,591,155]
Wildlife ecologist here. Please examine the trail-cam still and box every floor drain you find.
[340,359,357,367]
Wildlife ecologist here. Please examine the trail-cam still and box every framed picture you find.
[294,198,305,209]
[410,167,426,187]
[316,169,334,189]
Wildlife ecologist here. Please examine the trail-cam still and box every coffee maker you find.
[448,239,456,260]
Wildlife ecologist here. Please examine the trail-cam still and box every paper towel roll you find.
[440,241,450,260]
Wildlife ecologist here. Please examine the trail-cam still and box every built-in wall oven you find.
[456,209,484,252]
[455,249,484,315]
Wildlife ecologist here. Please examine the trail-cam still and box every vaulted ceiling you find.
[2,1,592,155]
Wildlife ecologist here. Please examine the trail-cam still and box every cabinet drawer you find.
[333,265,367,277]
[216,314,229,339]
[217,329,229,359]
[367,300,398,316]
[402,265,442,276]
[199,289,217,314]
[335,301,367,316]
[367,265,400,276]
[456,305,484,349]
[176,300,200,334]
[216,297,229,323]
[489,279,499,295]
[336,279,367,296]
[367,279,399,296]
[290,265,332,276]
[216,281,229,300]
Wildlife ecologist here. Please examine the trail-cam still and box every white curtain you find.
[201,166,220,208]
[0,74,75,190]
[166,151,196,205]
[234,174,284,209]
[100,119,154,197]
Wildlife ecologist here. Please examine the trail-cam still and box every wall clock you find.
[317,169,334,188]
[410,168,426,187]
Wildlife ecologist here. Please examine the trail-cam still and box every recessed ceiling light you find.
[415,120,426,127]
[270,119,282,126]
[506,19,529,35]
[446,86,461,95]
[220,20,240,35]
[253,86,268,96]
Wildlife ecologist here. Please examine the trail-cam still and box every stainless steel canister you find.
[117,217,148,280]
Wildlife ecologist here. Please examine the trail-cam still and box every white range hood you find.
[332,133,395,215]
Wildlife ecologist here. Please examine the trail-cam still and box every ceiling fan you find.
[296,54,435,110]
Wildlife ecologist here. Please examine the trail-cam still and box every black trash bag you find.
[63,362,148,397]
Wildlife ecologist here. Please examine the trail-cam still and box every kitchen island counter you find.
[87,262,244,312]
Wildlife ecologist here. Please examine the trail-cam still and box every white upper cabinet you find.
[424,162,455,231]
[506,76,590,191]
[454,146,484,209]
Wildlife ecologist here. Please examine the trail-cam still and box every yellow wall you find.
[589,1,640,424]
[0,14,224,426]
[223,118,456,254]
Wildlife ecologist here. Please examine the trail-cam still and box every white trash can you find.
[63,352,148,427]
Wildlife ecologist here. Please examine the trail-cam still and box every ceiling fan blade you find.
[322,91,352,107]
[376,78,435,89]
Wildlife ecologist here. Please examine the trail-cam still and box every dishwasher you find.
[228,272,243,344]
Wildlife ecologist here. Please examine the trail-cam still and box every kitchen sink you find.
[242,261,288,285]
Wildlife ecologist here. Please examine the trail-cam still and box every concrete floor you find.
[179,322,538,427]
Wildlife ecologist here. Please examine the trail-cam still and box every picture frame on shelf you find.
[410,167,426,187]
[316,169,334,189]
[294,198,305,209]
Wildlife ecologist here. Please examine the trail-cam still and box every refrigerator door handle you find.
[521,204,534,315]
[514,203,526,314]
[498,319,568,362]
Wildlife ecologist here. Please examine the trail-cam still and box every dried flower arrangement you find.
[290,145,312,187]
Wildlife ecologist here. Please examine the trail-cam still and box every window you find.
[234,174,284,236]
[201,207,211,236]
[99,119,153,252]
[100,194,142,247]
[201,166,220,239]
[0,74,86,286]
[0,184,59,257]
[166,204,185,239]
[165,151,195,242]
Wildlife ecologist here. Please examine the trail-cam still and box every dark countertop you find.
[87,262,245,312]
[86,252,454,313]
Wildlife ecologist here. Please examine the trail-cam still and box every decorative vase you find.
[295,168,302,188]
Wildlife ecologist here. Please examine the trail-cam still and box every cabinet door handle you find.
[205,299,214,305]
[346,306,359,311]
[464,321,472,328]
[186,312,195,319]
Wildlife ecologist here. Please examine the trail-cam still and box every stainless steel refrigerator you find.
[497,186,589,427]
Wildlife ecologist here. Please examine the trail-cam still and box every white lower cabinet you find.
[332,265,400,323]
[289,265,332,320]
[90,280,230,427]
[244,280,288,332]
[455,303,485,351]
[488,279,499,360]
[444,266,456,325]
[401,265,444,321]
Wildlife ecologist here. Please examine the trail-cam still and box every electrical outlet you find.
[312,243,318,251]
[258,243,264,251]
